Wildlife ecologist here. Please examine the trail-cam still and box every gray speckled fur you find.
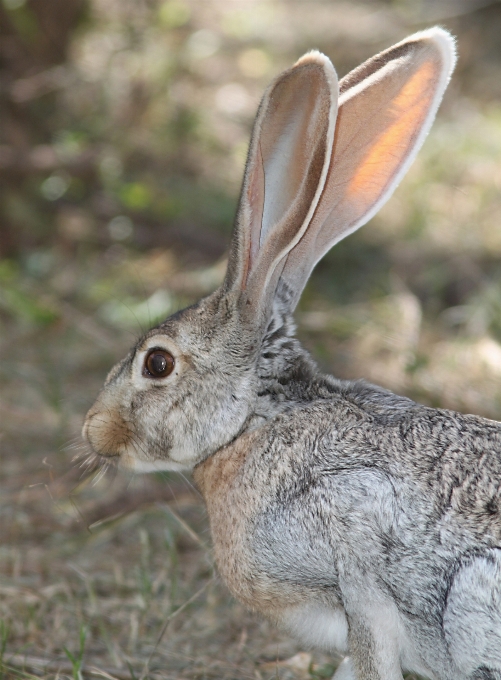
[233,289,501,679]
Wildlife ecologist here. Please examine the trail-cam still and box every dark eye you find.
[143,349,175,379]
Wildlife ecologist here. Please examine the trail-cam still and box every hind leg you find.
[444,550,501,677]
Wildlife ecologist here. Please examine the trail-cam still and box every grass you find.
[0,455,338,679]
[63,625,87,680]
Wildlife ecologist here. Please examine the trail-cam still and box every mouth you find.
[82,410,184,474]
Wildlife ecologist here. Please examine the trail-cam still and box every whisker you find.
[179,472,202,499]
[94,286,146,338]
[132,263,153,330]
[91,462,110,487]
[127,432,151,461]
[61,436,86,451]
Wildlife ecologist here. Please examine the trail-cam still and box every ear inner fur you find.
[223,52,338,319]
[278,28,456,310]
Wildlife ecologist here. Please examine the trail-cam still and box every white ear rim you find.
[323,27,456,253]
[261,51,339,293]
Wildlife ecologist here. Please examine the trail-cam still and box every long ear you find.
[223,51,338,320]
[279,27,457,310]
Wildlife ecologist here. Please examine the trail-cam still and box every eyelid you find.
[138,334,177,354]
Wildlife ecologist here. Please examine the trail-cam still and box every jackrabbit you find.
[83,28,501,680]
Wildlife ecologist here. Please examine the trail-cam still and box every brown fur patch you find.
[194,431,309,619]
[85,410,131,458]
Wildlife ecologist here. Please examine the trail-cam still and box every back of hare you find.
[83,27,501,680]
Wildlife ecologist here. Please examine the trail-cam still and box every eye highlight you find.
[143,349,175,379]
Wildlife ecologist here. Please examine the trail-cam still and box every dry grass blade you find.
[3,655,138,680]
[156,502,210,552]
[139,578,216,680]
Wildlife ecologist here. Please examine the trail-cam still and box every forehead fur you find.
[137,290,256,360]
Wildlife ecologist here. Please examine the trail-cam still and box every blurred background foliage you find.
[3,0,501,420]
[3,0,501,677]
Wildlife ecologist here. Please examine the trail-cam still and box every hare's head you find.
[83,28,455,472]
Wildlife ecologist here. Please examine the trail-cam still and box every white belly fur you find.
[281,601,436,680]
[282,603,349,654]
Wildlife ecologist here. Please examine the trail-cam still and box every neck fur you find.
[252,293,321,423]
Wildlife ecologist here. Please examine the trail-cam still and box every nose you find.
[83,408,130,458]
